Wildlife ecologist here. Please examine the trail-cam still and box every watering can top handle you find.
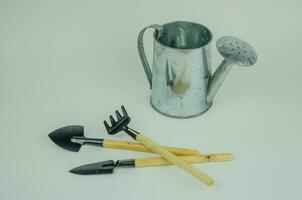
[137,24,163,89]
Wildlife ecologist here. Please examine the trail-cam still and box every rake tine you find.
[115,110,122,120]
[104,120,110,131]
[121,105,128,116]
[109,115,116,124]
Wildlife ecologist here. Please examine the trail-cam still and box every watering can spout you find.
[207,36,258,103]
[207,60,234,103]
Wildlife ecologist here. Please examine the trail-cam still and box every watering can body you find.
[151,36,212,117]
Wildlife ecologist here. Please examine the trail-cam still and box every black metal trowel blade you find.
[48,125,84,152]
[69,160,115,175]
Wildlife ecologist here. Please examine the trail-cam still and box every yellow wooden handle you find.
[136,134,214,186]
[135,153,233,167]
[103,139,199,156]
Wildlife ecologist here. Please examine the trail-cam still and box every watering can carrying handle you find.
[137,24,163,89]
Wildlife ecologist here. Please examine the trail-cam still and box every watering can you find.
[138,21,257,118]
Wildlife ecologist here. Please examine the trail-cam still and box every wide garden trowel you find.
[48,125,200,156]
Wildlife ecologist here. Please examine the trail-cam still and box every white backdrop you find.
[0,0,301,199]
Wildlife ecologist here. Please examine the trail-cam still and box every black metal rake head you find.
[104,105,131,135]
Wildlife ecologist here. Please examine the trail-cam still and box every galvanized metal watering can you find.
[138,21,257,118]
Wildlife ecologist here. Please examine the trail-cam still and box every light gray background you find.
[1,0,301,199]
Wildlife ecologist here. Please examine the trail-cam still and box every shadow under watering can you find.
[137,21,257,118]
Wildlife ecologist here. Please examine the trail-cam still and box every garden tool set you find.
[48,20,258,187]
[49,105,233,186]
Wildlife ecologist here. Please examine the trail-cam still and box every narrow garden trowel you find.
[69,153,234,175]
[48,125,199,155]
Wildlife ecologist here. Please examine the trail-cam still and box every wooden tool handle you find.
[136,134,214,186]
[103,139,199,156]
[135,153,233,167]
